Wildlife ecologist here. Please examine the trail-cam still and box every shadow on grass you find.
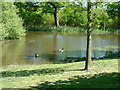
[1,67,68,77]
[30,72,120,88]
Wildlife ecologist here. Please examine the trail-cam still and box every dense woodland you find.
[1,1,120,40]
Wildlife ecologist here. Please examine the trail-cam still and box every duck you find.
[58,48,64,52]
[35,53,39,57]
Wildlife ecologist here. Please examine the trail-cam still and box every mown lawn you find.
[1,59,119,89]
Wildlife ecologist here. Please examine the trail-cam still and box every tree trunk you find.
[84,1,92,70]
[54,7,59,27]
[103,15,106,31]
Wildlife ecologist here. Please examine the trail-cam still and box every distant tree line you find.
[14,1,119,29]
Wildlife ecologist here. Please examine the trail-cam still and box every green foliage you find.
[92,8,109,28]
[14,2,44,26]
[107,2,120,19]
[1,2,25,40]
[59,3,87,27]
[92,28,120,34]
[14,2,119,32]
[55,26,86,33]
[41,2,69,14]
[42,13,54,25]
[25,26,119,34]
[25,26,87,33]
[107,2,120,28]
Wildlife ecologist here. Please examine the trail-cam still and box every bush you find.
[1,2,25,40]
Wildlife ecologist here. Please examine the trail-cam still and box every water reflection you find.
[40,49,119,62]
[2,31,119,65]
[23,55,40,64]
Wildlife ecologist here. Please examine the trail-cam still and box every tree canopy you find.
[14,1,119,29]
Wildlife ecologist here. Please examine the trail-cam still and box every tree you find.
[92,8,109,30]
[14,2,44,27]
[84,1,112,70]
[107,2,120,28]
[60,2,87,27]
[84,1,92,70]
[41,2,69,27]
[1,2,25,40]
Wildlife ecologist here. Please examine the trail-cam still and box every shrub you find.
[1,2,25,40]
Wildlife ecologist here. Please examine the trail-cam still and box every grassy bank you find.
[26,26,120,34]
[1,59,119,89]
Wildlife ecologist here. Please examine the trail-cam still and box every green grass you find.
[92,28,120,34]
[26,26,86,33]
[1,59,119,89]
[25,26,120,34]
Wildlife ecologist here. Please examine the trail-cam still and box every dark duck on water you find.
[35,54,39,57]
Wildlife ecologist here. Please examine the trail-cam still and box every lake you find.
[1,31,119,66]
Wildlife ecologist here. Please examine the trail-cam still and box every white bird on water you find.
[58,48,64,52]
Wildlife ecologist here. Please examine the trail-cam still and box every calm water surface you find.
[1,31,119,65]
